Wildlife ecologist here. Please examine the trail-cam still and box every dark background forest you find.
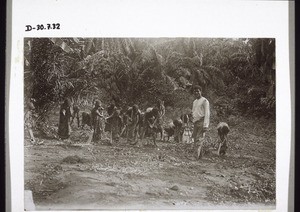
[24,38,275,125]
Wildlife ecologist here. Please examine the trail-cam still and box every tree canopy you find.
[24,38,275,119]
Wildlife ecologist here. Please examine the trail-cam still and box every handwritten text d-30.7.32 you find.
[25,23,60,32]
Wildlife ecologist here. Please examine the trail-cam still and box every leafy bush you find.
[25,38,275,122]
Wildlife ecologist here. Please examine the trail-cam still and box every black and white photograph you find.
[7,0,292,211]
[23,37,276,210]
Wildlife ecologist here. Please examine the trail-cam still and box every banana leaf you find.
[49,38,73,53]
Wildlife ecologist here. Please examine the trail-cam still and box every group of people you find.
[57,85,212,159]
[58,99,106,142]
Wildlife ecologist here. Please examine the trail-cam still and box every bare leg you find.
[217,142,222,156]
[28,129,36,144]
[131,126,142,145]
[196,133,205,159]
[153,133,157,147]
[110,131,113,145]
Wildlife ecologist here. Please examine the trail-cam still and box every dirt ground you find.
[24,112,276,210]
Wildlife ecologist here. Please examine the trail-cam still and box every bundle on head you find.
[216,122,230,156]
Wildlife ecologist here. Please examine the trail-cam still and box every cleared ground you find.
[24,113,275,210]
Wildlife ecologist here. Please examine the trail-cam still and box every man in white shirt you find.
[192,85,210,159]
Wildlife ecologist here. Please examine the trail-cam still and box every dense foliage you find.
[24,38,275,121]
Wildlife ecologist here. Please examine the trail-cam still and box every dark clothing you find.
[192,119,206,159]
[81,112,92,128]
[164,125,175,141]
[192,119,205,144]
[58,104,72,139]
[106,109,122,142]
[181,114,190,124]
[141,110,158,142]
[107,104,115,116]
[173,119,184,143]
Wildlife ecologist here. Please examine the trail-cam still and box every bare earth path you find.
[25,117,275,210]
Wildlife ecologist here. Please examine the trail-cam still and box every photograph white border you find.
[8,0,291,211]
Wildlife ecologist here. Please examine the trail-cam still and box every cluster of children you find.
[56,85,229,159]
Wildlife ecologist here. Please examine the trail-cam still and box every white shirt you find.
[192,97,210,128]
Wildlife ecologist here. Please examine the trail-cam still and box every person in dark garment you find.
[58,98,72,139]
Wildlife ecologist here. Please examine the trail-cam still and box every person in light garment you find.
[25,98,37,144]
[126,104,141,144]
[192,85,210,159]
[71,104,80,128]
[91,100,105,143]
